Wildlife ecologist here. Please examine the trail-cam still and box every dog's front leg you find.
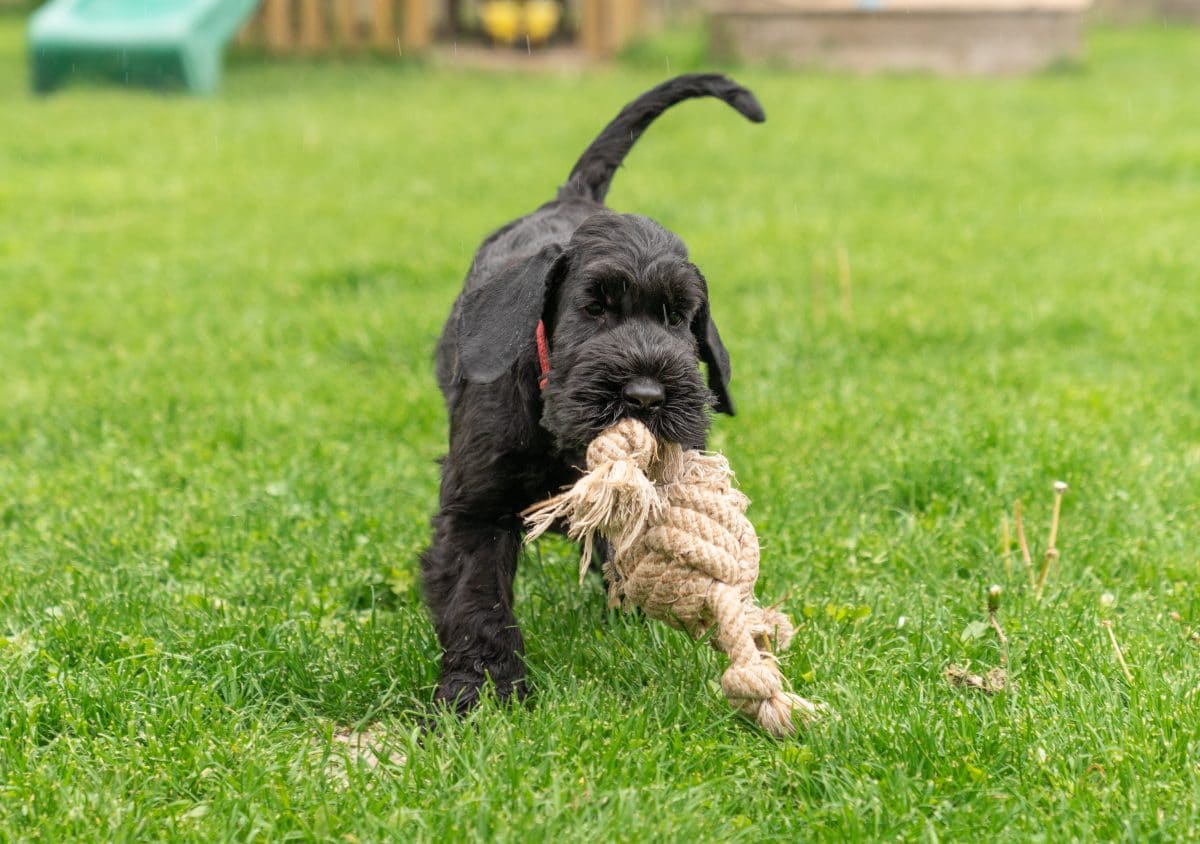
[421,508,525,713]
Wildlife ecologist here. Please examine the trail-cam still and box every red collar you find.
[536,320,551,390]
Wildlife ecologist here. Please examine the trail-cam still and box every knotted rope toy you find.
[523,418,820,737]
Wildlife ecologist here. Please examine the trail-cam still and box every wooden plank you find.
[245,0,449,54]
[583,0,642,56]
[264,0,293,52]
[403,0,433,49]
[717,0,1090,9]
[611,0,634,52]
[299,0,326,51]
[581,0,602,56]
[708,2,1087,73]
[625,0,643,47]
[235,9,262,46]
[334,0,357,48]
[371,0,396,50]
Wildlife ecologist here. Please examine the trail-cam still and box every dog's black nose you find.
[622,377,665,410]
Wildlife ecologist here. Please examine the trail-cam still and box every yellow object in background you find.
[480,0,521,45]
[480,0,562,47]
[524,0,562,45]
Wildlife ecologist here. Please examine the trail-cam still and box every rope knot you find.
[586,418,657,471]
[524,418,821,737]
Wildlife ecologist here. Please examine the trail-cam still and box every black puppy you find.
[423,74,765,712]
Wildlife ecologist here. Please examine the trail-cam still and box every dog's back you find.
[436,74,766,406]
[423,73,764,714]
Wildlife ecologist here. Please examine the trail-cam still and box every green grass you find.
[4,15,1200,840]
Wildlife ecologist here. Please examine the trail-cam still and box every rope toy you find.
[523,418,820,737]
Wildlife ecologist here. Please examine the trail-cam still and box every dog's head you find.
[456,211,733,451]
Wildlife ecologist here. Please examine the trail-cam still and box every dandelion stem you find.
[1035,548,1058,601]
[1048,481,1068,551]
[988,585,1008,666]
[1101,620,1133,683]
[1014,500,1035,590]
[1001,514,1013,578]
[1036,482,1069,601]
[989,612,1008,666]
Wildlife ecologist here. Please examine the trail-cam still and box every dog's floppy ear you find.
[694,304,735,416]
[688,264,735,415]
[456,244,565,384]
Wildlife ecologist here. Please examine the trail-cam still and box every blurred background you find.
[16,0,1200,90]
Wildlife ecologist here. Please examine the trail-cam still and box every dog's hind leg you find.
[421,510,526,713]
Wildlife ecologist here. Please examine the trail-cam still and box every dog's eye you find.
[584,302,606,317]
[666,308,686,326]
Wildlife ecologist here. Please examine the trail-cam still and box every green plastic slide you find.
[29,0,260,94]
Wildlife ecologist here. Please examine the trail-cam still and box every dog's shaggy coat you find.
[423,74,765,711]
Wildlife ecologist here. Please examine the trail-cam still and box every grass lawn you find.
[3,14,1200,840]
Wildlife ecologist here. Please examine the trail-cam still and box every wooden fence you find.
[581,0,643,56]
[237,0,643,56]
[238,0,433,52]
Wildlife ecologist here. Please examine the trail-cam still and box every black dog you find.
[423,74,765,712]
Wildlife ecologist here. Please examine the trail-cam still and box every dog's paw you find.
[434,663,527,714]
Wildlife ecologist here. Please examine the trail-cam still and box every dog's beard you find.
[541,342,712,452]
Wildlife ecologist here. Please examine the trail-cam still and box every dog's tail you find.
[558,73,765,204]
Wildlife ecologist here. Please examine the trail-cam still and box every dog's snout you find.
[623,377,665,411]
